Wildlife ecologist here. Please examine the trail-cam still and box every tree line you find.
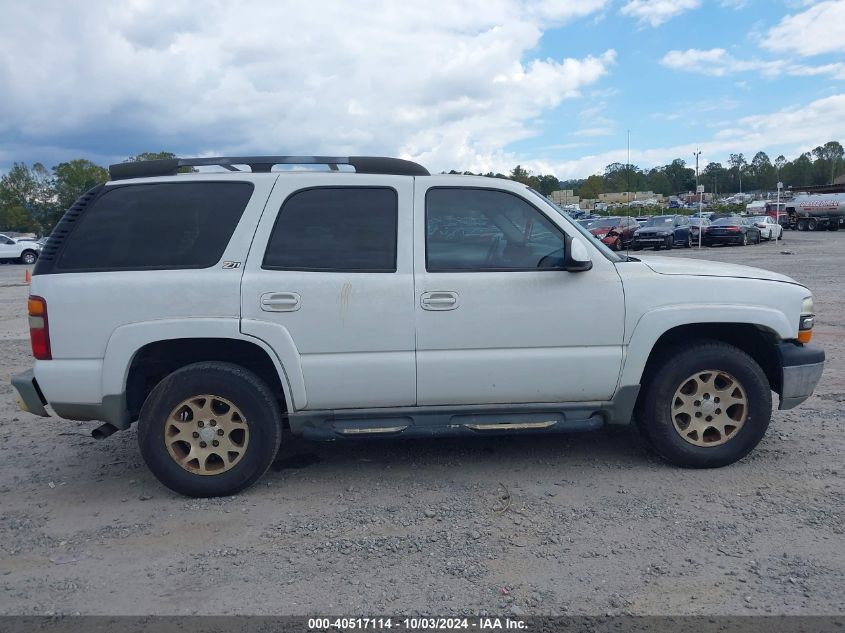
[2,142,843,234]
[0,152,176,234]
[448,140,844,202]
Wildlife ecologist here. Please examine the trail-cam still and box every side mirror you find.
[564,234,593,272]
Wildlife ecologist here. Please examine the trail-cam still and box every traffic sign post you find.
[697,184,704,248]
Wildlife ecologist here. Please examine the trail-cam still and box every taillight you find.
[28,295,51,360]
[726,226,740,232]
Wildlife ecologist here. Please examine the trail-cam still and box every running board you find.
[290,406,607,441]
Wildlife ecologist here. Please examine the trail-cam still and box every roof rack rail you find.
[108,156,430,180]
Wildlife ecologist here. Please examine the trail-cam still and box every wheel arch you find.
[621,306,792,394]
[101,319,298,424]
[631,323,783,401]
[124,337,290,425]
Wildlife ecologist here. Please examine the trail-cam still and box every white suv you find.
[12,156,824,497]
[0,233,40,264]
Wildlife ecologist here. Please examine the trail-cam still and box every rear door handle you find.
[420,291,458,311]
[261,292,301,312]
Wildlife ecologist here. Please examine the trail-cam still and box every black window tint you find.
[426,188,565,272]
[56,182,253,271]
[263,187,397,272]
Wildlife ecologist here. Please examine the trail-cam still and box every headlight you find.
[595,233,607,239]
[799,296,814,342]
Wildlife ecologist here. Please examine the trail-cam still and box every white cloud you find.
[0,0,614,174]
[661,48,845,79]
[619,0,700,27]
[720,0,749,8]
[763,1,845,57]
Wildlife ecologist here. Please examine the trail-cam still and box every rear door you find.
[240,174,416,411]
[413,179,625,406]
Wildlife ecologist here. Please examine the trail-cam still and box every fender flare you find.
[101,318,305,410]
[620,304,793,387]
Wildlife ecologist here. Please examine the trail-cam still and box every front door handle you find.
[261,292,301,312]
[420,291,458,311]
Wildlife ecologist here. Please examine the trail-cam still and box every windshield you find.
[526,188,622,262]
[644,216,675,227]
[577,219,595,227]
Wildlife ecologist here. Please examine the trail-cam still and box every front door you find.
[240,174,416,411]
[413,180,625,406]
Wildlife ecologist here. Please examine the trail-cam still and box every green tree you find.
[0,162,55,233]
[0,205,38,232]
[125,151,178,162]
[579,174,605,199]
[52,159,108,211]
[750,151,773,191]
[729,153,747,193]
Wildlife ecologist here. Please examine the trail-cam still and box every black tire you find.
[613,238,623,251]
[137,362,282,497]
[807,218,817,231]
[636,341,772,468]
[741,233,748,246]
[686,233,693,248]
[755,232,761,245]
[19,250,37,265]
[665,236,674,250]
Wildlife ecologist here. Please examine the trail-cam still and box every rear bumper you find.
[11,370,49,417]
[777,342,825,410]
[11,369,131,429]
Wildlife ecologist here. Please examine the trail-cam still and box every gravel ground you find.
[0,231,842,616]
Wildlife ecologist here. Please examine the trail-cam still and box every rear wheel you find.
[636,341,772,468]
[807,218,818,231]
[741,233,748,246]
[138,362,282,497]
[19,250,37,265]
[686,234,693,248]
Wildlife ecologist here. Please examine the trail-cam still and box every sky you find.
[0,0,844,180]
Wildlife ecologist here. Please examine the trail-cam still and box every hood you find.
[635,255,802,285]
[590,227,617,235]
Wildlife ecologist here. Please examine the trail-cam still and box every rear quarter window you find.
[55,182,254,271]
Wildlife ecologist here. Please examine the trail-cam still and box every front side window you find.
[263,187,397,272]
[426,188,565,272]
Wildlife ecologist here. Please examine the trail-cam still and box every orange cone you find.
[25,270,31,284]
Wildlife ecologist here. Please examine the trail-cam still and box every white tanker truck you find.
[785,193,845,231]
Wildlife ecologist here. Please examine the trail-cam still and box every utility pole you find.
[627,130,631,220]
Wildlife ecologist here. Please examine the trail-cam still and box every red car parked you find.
[588,216,639,251]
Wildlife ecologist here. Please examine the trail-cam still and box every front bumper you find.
[777,342,825,410]
[11,369,49,417]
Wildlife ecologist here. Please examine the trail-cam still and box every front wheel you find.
[636,341,772,468]
[665,236,674,250]
[686,234,693,248]
[137,362,282,497]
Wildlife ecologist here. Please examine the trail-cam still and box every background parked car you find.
[632,214,693,250]
[703,216,762,246]
[688,217,711,243]
[751,215,783,241]
[587,216,639,251]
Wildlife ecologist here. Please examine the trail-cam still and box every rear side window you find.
[263,187,397,272]
[56,182,253,271]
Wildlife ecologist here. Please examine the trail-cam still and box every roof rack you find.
[108,156,430,180]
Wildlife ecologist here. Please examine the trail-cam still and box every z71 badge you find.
[222,261,242,269]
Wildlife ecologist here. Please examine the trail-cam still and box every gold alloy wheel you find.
[164,395,249,475]
[671,370,748,447]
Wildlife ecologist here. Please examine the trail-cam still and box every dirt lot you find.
[0,232,842,616]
